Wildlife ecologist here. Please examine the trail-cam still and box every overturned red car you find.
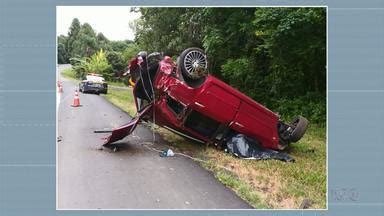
[103,48,309,151]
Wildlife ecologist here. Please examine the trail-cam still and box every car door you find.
[192,84,240,124]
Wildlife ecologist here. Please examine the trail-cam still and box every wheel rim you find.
[183,50,207,77]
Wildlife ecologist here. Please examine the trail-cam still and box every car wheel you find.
[289,116,309,142]
[178,48,208,80]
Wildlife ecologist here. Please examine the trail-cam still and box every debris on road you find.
[159,149,174,157]
[57,136,63,142]
[94,129,113,133]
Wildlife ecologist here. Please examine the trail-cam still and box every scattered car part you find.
[103,104,152,145]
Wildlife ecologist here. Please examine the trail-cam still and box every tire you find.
[289,116,309,142]
[178,48,208,80]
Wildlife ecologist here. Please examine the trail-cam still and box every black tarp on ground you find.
[225,134,295,162]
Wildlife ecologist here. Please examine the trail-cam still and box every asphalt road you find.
[57,65,252,209]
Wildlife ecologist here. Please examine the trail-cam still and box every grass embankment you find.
[102,88,136,116]
[101,86,326,209]
[202,126,326,209]
[61,68,77,81]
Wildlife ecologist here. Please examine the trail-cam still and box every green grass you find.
[99,84,327,209]
[107,81,128,87]
[61,68,77,81]
[202,159,269,208]
[102,88,136,116]
[197,125,326,209]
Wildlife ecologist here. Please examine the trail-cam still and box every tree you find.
[106,51,126,74]
[85,49,113,80]
[57,35,69,63]
[252,8,326,96]
[72,49,113,80]
[134,7,327,123]
[135,8,204,55]
[110,40,133,52]
[97,32,110,51]
[122,43,141,62]
[59,18,133,80]
[66,18,81,58]
[70,23,99,58]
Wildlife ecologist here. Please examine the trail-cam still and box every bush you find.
[71,49,113,81]
[271,92,326,125]
[70,57,87,79]
[221,58,326,124]
[106,51,126,75]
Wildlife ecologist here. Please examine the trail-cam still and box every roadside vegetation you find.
[58,7,326,208]
[58,18,139,82]
[102,88,136,116]
[135,7,326,124]
[61,68,77,81]
[58,7,326,124]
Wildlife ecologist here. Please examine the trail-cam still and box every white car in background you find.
[79,73,108,94]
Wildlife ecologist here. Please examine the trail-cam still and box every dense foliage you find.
[134,8,326,124]
[58,18,134,81]
[58,8,326,124]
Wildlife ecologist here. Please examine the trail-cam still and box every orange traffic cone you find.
[57,81,63,93]
[71,90,81,107]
